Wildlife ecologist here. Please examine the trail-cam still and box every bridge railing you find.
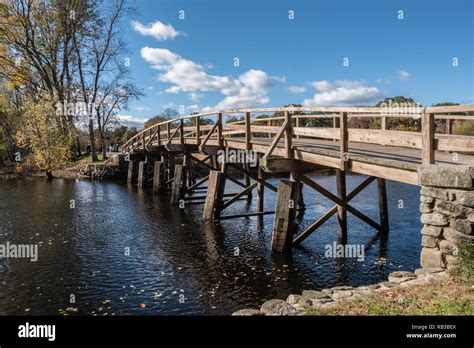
[121,105,474,166]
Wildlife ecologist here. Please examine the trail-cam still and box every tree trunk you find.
[46,170,53,180]
[76,136,82,157]
[100,129,107,160]
[88,118,98,161]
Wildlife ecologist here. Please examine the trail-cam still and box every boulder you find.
[450,219,473,235]
[260,299,298,316]
[421,226,443,237]
[232,309,262,316]
[443,228,474,245]
[439,240,457,255]
[422,235,438,248]
[330,290,353,300]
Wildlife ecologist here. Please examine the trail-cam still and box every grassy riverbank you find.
[308,243,474,316]
[307,276,474,315]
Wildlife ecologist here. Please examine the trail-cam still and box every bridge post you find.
[336,169,347,244]
[171,164,185,204]
[127,160,136,184]
[203,170,225,221]
[245,112,252,200]
[422,112,435,165]
[257,166,265,213]
[153,161,165,194]
[271,180,297,252]
[377,178,389,234]
[137,161,146,188]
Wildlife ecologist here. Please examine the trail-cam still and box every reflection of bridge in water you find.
[121,105,474,253]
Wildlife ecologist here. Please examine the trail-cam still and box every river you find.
[0,174,422,315]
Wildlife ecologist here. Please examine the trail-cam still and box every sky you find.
[118,0,474,127]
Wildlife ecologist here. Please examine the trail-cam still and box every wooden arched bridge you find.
[121,105,474,252]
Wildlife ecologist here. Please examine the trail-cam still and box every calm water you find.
[0,174,421,315]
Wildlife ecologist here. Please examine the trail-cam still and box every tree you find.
[372,96,422,131]
[16,97,73,179]
[144,108,179,129]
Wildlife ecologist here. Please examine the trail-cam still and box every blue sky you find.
[119,0,473,127]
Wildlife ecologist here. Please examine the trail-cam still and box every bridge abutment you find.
[418,165,474,270]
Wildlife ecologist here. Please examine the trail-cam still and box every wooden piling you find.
[257,166,265,213]
[171,164,185,204]
[153,161,164,194]
[271,180,297,252]
[137,161,145,188]
[377,178,389,234]
[127,160,135,184]
[336,169,347,244]
[203,170,225,221]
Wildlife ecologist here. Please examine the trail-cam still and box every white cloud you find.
[289,86,306,94]
[141,47,283,109]
[132,20,181,41]
[397,70,412,80]
[303,80,383,106]
[133,106,151,112]
[116,114,146,128]
[188,92,204,101]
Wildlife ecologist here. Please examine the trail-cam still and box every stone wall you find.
[418,165,473,270]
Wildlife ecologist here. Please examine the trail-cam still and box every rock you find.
[330,285,353,291]
[443,227,474,244]
[422,235,438,248]
[388,271,417,283]
[420,195,434,204]
[420,186,448,200]
[330,290,353,300]
[455,191,474,207]
[421,213,448,226]
[424,267,445,274]
[301,290,329,299]
[450,219,473,235]
[420,248,445,269]
[376,281,398,291]
[425,270,448,280]
[260,299,298,316]
[414,268,426,276]
[434,200,467,218]
[232,309,262,316]
[444,255,459,267]
[421,226,443,237]
[468,212,474,223]
[399,277,431,287]
[439,240,457,255]
[420,202,433,213]
[418,165,473,188]
[286,294,302,305]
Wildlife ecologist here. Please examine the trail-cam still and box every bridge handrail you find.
[121,105,474,166]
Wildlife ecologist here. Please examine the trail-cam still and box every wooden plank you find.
[186,175,209,192]
[196,116,201,145]
[219,211,275,220]
[271,180,297,252]
[422,113,435,164]
[300,174,381,231]
[200,121,219,147]
[293,176,376,245]
[293,127,339,140]
[245,112,251,150]
[222,182,258,209]
[257,166,265,213]
[263,120,288,159]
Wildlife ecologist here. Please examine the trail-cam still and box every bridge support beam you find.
[127,160,136,184]
[153,161,165,194]
[171,164,186,204]
[257,166,265,213]
[271,180,297,252]
[137,161,146,188]
[203,170,226,221]
[336,169,347,244]
[377,178,389,234]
